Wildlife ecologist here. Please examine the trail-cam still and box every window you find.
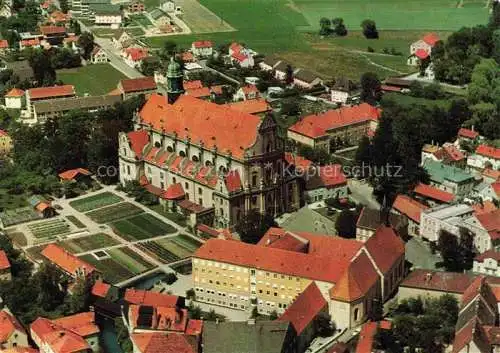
[179,150,186,157]
[266,290,270,295]
[252,172,258,187]
[160,182,165,189]
[185,182,189,189]
[173,177,177,183]
[198,187,202,194]
[147,167,151,174]
[122,148,126,156]
[259,289,263,293]
[354,308,359,321]
[160,172,164,179]
[192,155,199,162]
[167,146,174,152]
[127,165,130,175]
[199,198,203,205]
[274,292,277,296]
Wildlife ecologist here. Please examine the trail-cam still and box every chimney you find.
[425,272,432,282]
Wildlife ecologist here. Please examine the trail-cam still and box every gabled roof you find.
[27,85,75,100]
[5,88,24,97]
[183,80,203,90]
[364,226,405,273]
[0,310,25,343]
[356,207,407,232]
[164,183,184,200]
[52,312,99,337]
[231,51,249,62]
[20,39,40,47]
[119,77,156,93]
[452,318,490,353]
[91,280,111,298]
[124,288,179,307]
[400,269,476,294]
[414,48,429,60]
[476,144,500,160]
[41,244,96,277]
[131,332,197,353]
[471,201,497,216]
[414,183,454,203]
[476,209,500,232]
[226,98,271,115]
[278,282,327,334]
[392,194,428,223]
[458,128,479,140]
[124,47,149,62]
[422,32,440,47]
[443,144,465,161]
[258,230,309,253]
[0,347,40,353]
[192,40,212,48]
[0,250,10,270]
[39,25,66,35]
[127,130,149,158]
[284,152,313,170]
[355,321,392,353]
[58,168,92,181]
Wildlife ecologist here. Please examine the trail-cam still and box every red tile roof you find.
[20,39,40,47]
[278,282,327,334]
[185,319,203,336]
[192,40,212,49]
[224,170,242,193]
[184,86,211,98]
[330,251,379,302]
[91,280,111,298]
[183,80,203,90]
[422,32,440,46]
[355,321,392,353]
[164,183,185,200]
[58,168,92,181]
[229,42,243,53]
[120,76,156,93]
[131,332,197,353]
[226,98,271,115]
[476,144,500,160]
[284,153,313,170]
[124,47,149,62]
[461,276,487,307]
[41,244,96,277]
[124,288,179,307]
[231,51,248,62]
[0,40,8,49]
[289,103,380,139]
[415,48,429,60]
[39,25,66,35]
[476,209,500,233]
[475,249,500,263]
[0,250,10,270]
[392,194,428,223]
[196,224,220,237]
[0,347,40,353]
[413,183,454,203]
[400,269,476,294]
[138,94,261,159]
[482,168,500,181]
[129,305,188,332]
[364,226,405,273]
[458,128,479,140]
[472,201,497,216]
[27,85,75,100]
[318,164,347,187]
[258,231,309,253]
[181,52,195,62]
[5,88,25,97]
[53,312,99,337]
[0,310,25,343]
[127,130,149,158]
[443,144,465,161]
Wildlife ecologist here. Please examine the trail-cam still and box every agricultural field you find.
[58,233,120,254]
[69,192,123,213]
[137,234,202,263]
[111,213,176,241]
[0,207,40,227]
[66,215,86,229]
[175,0,234,33]
[57,64,126,96]
[27,218,71,241]
[26,244,49,262]
[130,14,154,28]
[4,230,27,247]
[86,202,143,224]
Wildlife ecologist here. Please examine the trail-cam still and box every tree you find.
[314,312,334,337]
[437,230,462,272]
[370,297,384,321]
[459,227,474,271]
[490,0,500,29]
[78,32,94,60]
[360,72,382,105]
[235,209,276,244]
[188,303,202,319]
[140,57,161,76]
[161,40,177,59]
[269,310,279,320]
[186,288,195,300]
[354,135,372,175]
[335,209,358,238]
[285,64,294,85]
[493,29,500,64]
[68,277,93,313]
[115,317,133,353]
[59,0,69,13]
[69,19,81,35]
[34,263,67,312]
[332,17,347,36]
[28,49,56,86]
[319,17,332,36]
[361,19,378,39]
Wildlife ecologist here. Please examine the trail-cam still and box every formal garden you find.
[69,192,123,212]
[58,233,120,254]
[85,202,143,224]
[110,213,177,241]
[136,234,202,264]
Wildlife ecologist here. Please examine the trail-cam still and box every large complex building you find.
[192,226,405,330]
[119,60,301,228]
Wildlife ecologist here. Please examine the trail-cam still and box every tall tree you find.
[332,17,347,36]
[78,32,94,60]
[59,0,69,13]
[335,209,358,238]
[285,64,294,85]
[235,209,276,244]
[28,49,56,86]
[361,19,378,39]
[319,17,332,36]
[360,72,382,105]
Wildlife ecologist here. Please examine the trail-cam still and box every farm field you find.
[27,218,71,241]
[58,233,120,254]
[66,215,86,229]
[86,202,143,224]
[0,206,40,227]
[130,14,154,28]
[111,213,176,241]
[57,64,126,96]
[175,0,234,33]
[4,230,27,247]
[69,192,123,213]
[137,234,202,263]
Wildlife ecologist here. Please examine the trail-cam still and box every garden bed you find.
[111,213,176,241]
[70,192,123,212]
[66,215,86,229]
[58,233,119,253]
[86,202,143,224]
[27,218,71,239]
[0,207,41,227]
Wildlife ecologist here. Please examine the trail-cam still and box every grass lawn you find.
[108,247,154,273]
[70,192,123,213]
[130,14,153,28]
[86,202,143,224]
[382,92,451,109]
[59,233,119,253]
[136,241,181,264]
[148,205,187,227]
[79,253,135,284]
[57,64,126,96]
[66,215,86,229]
[111,213,176,241]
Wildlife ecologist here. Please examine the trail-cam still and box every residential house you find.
[127,0,144,13]
[330,77,358,104]
[407,32,440,66]
[19,38,40,50]
[456,127,480,145]
[225,98,271,115]
[41,243,101,281]
[0,40,9,53]
[419,203,474,242]
[354,321,391,353]
[58,168,93,184]
[0,309,29,349]
[0,250,11,281]
[0,130,11,156]
[259,57,281,72]
[39,25,66,46]
[288,103,381,151]
[474,251,500,277]
[278,283,328,353]
[90,44,109,63]
[181,51,195,63]
[464,209,500,254]
[468,144,500,171]
[122,47,149,68]
[203,320,296,353]
[355,207,408,242]
[421,143,466,167]
[48,10,70,24]
[116,77,157,100]
[293,69,323,89]
[4,88,24,109]
[25,85,76,117]
[31,312,100,353]
[112,29,131,49]
[413,182,455,206]
[94,6,122,28]
[191,41,213,57]
[123,288,183,308]
[228,42,254,68]
[398,269,477,302]
[303,164,348,203]
[33,95,121,123]
[392,194,428,236]
[28,195,55,218]
[422,159,476,196]
[130,332,199,353]
[232,85,259,101]
[482,168,500,184]
[91,280,119,302]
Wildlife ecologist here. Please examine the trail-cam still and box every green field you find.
[28,218,71,240]
[86,202,144,224]
[59,233,120,253]
[137,234,202,263]
[70,192,123,213]
[110,213,177,241]
[57,64,126,96]
[130,14,153,28]
[66,215,86,229]
[4,230,27,247]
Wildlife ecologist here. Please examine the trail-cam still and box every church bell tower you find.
[166,56,184,104]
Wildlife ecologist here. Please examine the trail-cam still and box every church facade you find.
[118,59,301,228]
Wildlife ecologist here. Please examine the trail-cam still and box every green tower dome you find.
[166,57,184,104]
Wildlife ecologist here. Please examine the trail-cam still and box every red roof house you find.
[131,332,198,353]
[27,85,75,100]
[126,130,149,159]
[0,310,27,347]
[41,244,97,279]
[58,168,92,182]
[422,32,440,47]
[5,88,25,98]
[392,194,428,224]
[124,288,180,307]
[476,144,500,160]
[355,321,392,353]
[415,48,430,60]
[192,40,212,49]
[119,77,157,94]
[413,183,454,203]
[458,128,479,140]
[0,250,11,271]
[91,280,111,298]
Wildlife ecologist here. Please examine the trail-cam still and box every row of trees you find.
[318,18,378,38]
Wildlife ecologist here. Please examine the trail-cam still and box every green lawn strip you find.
[128,213,177,236]
[147,205,187,227]
[66,215,86,229]
[111,219,151,241]
[137,241,180,263]
[57,64,127,96]
[60,233,120,253]
[69,192,123,212]
[126,27,145,37]
[172,234,203,251]
[86,202,144,224]
[120,247,155,269]
[108,247,150,274]
[79,254,134,284]
[157,238,191,258]
[382,92,451,109]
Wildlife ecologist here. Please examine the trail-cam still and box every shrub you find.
[165,272,177,284]
[367,46,375,52]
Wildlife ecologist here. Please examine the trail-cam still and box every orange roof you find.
[181,52,195,62]
[355,321,392,353]
[330,251,379,302]
[476,209,500,232]
[41,244,96,277]
[5,88,24,97]
[313,164,347,188]
[458,128,479,139]
[20,39,40,47]
[476,144,500,160]
[242,85,259,95]
[91,280,111,298]
[229,42,243,53]
[63,35,79,43]
[192,40,212,48]
[278,282,327,334]
[422,32,440,46]
[226,98,271,115]
[364,226,405,273]
[138,94,261,159]
[232,51,248,62]
[183,80,203,90]
[414,183,454,203]
[124,288,179,307]
[472,201,497,216]
[258,230,309,253]
[392,194,428,223]
[493,182,500,198]
[124,47,149,62]
[27,85,74,100]
[284,153,313,170]
[0,250,10,271]
[39,26,66,35]
[401,269,476,294]
[127,130,149,158]
[289,103,380,139]
[0,310,25,343]
[53,312,99,337]
[0,347,39,353]
[164,183,184,200]
[35,202,51,212]
[131,332,197,353]
[482,168,500,181]
[415,48,429,60]
[443,144,465,161]
[58,168,92,180]
[185,86,211,98]
[0,40,8,49]
[120,77,156,93]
